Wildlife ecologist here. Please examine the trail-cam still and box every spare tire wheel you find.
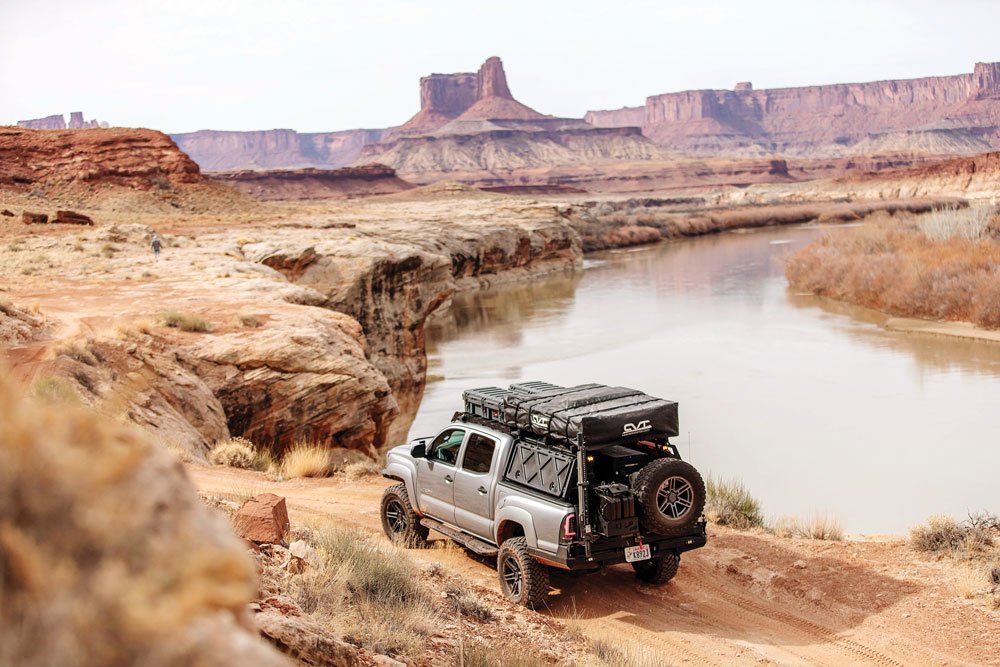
[633,458,705,536]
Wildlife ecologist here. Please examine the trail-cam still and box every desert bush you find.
[910,514,997,559]
[239,314,262,328]
[280,442,334,478]
[209,437,256,468]
[341,459,382,481]
[917,205,995,242]
[772,513,844,541]
[705,477,764,529]
[786,222,1000,329]
[161,310,211,332]
[54,340,98,366]
[446,586,496,623]
[30,375,77,404]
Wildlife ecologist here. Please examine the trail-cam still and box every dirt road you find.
[189,465,998,666]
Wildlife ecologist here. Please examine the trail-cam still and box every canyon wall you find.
[171,127,387,172]
[587,62,1000,157]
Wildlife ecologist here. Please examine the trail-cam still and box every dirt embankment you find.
[190,465,1000,667]
[209,163,415,201]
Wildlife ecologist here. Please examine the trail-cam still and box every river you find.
[407,224,1000,534]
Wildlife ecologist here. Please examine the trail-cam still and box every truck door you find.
[416,427,467,524]
[453,431,500,539]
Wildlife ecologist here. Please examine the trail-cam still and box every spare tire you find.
[633,458,705,536]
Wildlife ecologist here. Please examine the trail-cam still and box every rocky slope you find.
[587,61,1000,158]
[0,369,287,667]
[210,164,414,200]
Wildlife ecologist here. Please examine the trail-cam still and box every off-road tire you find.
[380,484,429,548]
[496,537,549,609]
[631,552,681,584]
[633,458,706,536]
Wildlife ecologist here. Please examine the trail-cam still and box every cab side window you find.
[428,428,465,465]
[461,433,497,474]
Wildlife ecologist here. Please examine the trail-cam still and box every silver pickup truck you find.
[381,382,708,608]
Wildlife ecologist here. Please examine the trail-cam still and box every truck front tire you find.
[634,458,706,536]
[497,537,549,609]
[632,552,681,584]
[380,483,429,548]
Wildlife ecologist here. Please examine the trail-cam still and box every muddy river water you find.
[408,224,1000,534]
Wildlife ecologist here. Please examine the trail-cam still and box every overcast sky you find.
[2,0,999,134]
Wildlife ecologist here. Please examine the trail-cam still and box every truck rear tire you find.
[633,458,705,536]
[632,552,680,584]
[380,484,429,548]
[497,537,549,609]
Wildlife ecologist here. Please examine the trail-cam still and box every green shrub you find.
[705,477,764,529]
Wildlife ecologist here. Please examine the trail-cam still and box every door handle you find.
[477,486,487,495]
[444,475,453,484]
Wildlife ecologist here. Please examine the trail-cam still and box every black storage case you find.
[503,383,679,448]
[462,387,509,421]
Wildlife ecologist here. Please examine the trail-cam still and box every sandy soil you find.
[189,465,1000,666]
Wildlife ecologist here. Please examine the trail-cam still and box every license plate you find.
[624,544,651,563]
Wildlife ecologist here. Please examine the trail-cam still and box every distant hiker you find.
[151,234,162,261]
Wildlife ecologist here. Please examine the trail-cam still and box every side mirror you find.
[411,443,426,459]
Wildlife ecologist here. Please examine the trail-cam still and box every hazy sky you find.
[2,1,999,134]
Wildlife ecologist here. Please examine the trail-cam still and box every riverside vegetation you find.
[786,205,1000,329]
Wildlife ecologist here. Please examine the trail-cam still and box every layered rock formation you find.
[17,111,109,129]
[211,163,413,200]
[394,72,478,134]
[586,62,1000,157]
[0,127,202,189]
[171,128,387,171]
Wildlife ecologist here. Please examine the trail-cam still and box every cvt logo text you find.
[623,420,652,435]
[531,414,551,428]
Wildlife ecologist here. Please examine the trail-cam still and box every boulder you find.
[53,210,95,225]
[1,209,13,217]
[234,493,290,545]
[254,608,362,667]
[22,211,48,225]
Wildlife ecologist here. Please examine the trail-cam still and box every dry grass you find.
[161,310,211,333]
[705,476,764,529]
[588,638,679,667]
[917,205,995,241]
[772,513,844,541]
[459,642,549,667]
[341,459,382,481]
[238,314,262,328]
[786,219,1000,328]
[54,340,99,366]
[280,442,334,478]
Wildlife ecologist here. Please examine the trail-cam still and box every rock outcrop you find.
[210,163,413,200]
[1,127,202,190]
[0,368,287,667]
[395,72,478,134]
[586,61,1000,158]
[453,56,546,122]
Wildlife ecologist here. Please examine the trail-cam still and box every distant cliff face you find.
[17,112,109,130]
[170,128,387,172]
[586,62,1000,157]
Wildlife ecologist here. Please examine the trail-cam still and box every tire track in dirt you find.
[694,580,903,667]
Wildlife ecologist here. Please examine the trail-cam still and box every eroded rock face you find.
[210,164,413,201]
[477,56,513,100]
[0,369,288,667]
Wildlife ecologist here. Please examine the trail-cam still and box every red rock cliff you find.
[587,62,1000,156]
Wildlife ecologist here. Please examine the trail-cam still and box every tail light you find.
[560,513,577,542]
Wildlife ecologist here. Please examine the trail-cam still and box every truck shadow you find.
[542,532,922,645]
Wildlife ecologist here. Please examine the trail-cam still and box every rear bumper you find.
[530,520,707,571]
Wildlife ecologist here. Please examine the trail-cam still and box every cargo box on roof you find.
[503,383,679,448]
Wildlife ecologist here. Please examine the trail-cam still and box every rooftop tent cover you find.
[503,384,679,447]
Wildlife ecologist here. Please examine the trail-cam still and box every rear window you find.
[462,433,497,473]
